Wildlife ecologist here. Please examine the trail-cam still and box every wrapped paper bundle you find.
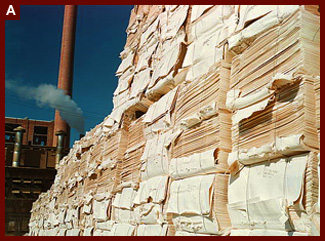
[140,130,172,181]
[59,157,78,193]
[190,5,214,23]
[124,28,142,52]
[122,151,144,185]
[136,224,168,236]
[90,139,104,166]
[142,5,164,32]
[110,187,138,233]
[90,192,112,225]
[166,171,231,235]
[163,5,189,41]
[171,114,232,173]
[183,5,235,82]
[99,130,128,193]
[228,5,311,55]
[124,6,161,64]
[174,61,231,126]
[126,116,146,147]
[64,200,81,231]
[80,205,95,235]
[228,76,319,166]
[101,132,121,162]
[113,79,132,109]
[73,180,84,202]
[83,170,99,194]
[230,7,320,97]
[138,14,159,52]
[78,151,90,182]
[120,116,146,187]
[228,152,317,234]
[123,69,153,114]
[96,162,118,194]
[134,38,158,73]
[92,219,114,236]
[124,5,152,51]
[146,32,186,100]
[116,49,135,78]
[133,176,169,235]
[55,184,69,208]
[166,174,222,235]
[143,87,179,125]
[143,6,189,100]
[166,174,216,215]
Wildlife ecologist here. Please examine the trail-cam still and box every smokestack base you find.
[12,126,26,167]
[55,130,67,166]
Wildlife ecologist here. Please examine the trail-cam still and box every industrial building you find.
[5,117,69,235]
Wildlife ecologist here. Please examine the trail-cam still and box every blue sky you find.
[5,5,133,146]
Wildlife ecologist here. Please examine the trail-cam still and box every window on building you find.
[33,126,48,146]
[5,124,20,143]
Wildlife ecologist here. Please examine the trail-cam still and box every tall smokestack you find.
[53,5,78,149]
[12,126,26,167]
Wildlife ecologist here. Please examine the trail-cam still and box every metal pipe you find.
[12,126,26,167]
[55,130,67,165]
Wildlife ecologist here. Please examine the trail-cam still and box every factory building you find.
[5,117,69,236]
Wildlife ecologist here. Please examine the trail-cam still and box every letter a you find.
[6,5,16,15]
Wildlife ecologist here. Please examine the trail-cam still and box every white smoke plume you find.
[6,79,85,134]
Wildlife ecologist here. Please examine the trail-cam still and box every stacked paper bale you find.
[119,115,146,188]
[164,6,236,235]
[314,77,320,144]
[28,5,320,236]
[132,86,179,236]
[226,6,320,236]
[28,120,129,236]
[167,62,233,236]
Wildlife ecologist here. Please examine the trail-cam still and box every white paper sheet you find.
[83,227,93,236]
[230,229,308,236]
[143,87,178,123]
[167,174,215,215]
[136,224,168,236]
[112,187,137,210]
[66,229,80,236]
[134,203,164,224]
[93,199,110,222]
[110,223,135,236]
[191,5,214,22]
[134,176,169,204]
[173,215,219,234]
[228,153,308,230]
[169,149,218,179]
[95,220,114,231]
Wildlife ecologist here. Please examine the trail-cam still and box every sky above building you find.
[5,5,134,147]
